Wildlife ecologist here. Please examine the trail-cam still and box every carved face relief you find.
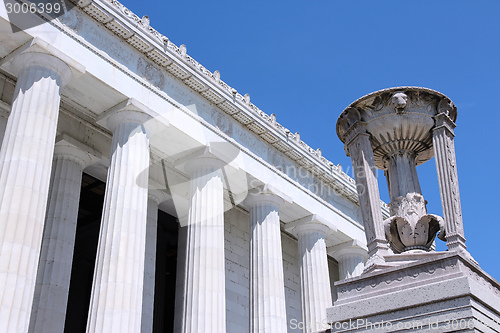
[385,192,445,253]
[393,193,427,225]
[390,92,408,112]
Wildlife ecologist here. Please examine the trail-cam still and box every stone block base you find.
[325,252,500,332]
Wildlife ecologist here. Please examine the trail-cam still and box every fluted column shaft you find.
[296,224,332,333]
[345,128,389,264]
[141,191,163,333]
[247,193,287,333]
[29,142,95,333]
[86,111,152,333]
[331,244,368,281]
[181,157,226,333]
[386,151,422,202]
[338,254,365,280]
[433,113,467,251]
[0,52,72,333]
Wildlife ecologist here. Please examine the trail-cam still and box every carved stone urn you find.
[336,87,460,255]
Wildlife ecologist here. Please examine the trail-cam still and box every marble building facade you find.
[3,1,498,333]
[0,1,378,332]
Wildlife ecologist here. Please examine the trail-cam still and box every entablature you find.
[0,2,391,242]
[63,0,382,211]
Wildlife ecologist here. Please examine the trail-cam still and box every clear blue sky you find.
[119,0,500,280]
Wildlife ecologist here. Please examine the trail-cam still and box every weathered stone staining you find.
[385,192,445,253]
[336,87,468,261]
[433,111,468,253]
[329,87,500,332]
[337,121,390,270]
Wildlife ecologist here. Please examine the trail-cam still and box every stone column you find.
[29,137,98,333]
[86,103,154,333]
[344,125,389,267]
[295,222,332,333]
[142,190,166,333]
[329,241,368,280]
[180,156,226,333]
[385,151,422,202]
[246,185,290,333]
[0,51,77,333]
[433,113,467,252]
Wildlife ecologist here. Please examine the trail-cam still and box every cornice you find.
[60,0,389,214]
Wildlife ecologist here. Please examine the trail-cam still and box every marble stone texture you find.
[433,113,468,253]
[178,156,226,333]
[141,190,167,333]
[0,51,73,333]
[86,109,152,333]
[343,129,389,268]
[296,222,333,333]
[329,241,368,280]
[246,187,289,333]
[326,252,500,332]
[29,138,98,333]
[336,87,468,258]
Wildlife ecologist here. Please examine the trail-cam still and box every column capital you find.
[328,240,369,261]
[433,113,456,136]
[244,183,292,209]
[175,143,240,176]
[344,123,370,148]
[183,153,226,178]
[2,37,85,86]
[248,185,288,332]
[86,102,152,332]
[97,98,162,135]
[286,214,334,238]
[148,189,168,206]
[54,134,101,168]
[178,148,226,331]
[0,38,84,332]
[341,121,370,158]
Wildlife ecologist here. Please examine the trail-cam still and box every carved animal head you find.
[390,92,408,112]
